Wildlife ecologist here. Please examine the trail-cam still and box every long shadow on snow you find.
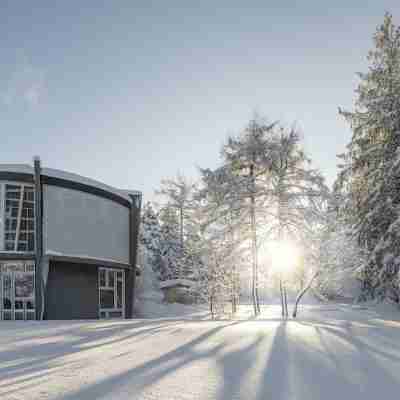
[0,319,182,385]
[294,320,400,399]
[54,322,241,400]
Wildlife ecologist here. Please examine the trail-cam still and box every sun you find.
[265,240,301,274]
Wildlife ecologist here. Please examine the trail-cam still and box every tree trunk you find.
[280,278,285,317]
[284,284,288,318]
[249,163,260,315]
[292,271,319,318]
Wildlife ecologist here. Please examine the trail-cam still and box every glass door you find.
[0,262,35,321]
[98,268,125,319]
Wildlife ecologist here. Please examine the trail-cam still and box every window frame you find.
[0,182,35,254]
[98,267,125,319]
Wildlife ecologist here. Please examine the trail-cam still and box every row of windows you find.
[0,184,35,253]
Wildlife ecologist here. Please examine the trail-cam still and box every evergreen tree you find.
[339,13,400,301]
[139,202,163,278]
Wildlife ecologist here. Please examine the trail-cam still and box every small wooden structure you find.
[159,279,195,304]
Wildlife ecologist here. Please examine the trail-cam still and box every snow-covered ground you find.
[1,303,400,400]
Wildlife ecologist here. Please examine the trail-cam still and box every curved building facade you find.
[0,159,141,320]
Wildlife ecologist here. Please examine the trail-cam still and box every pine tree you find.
[339,13,400,301]
[158,204,185,280]
[139,202,163,278]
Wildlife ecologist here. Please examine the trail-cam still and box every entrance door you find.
[98,267,125,319]
[0,262,35,321]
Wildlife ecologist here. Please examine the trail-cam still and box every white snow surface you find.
[1,302,400,400]
[45,250,130,267]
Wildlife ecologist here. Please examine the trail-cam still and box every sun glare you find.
[267,241,300,274]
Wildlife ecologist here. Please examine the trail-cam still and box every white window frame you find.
[98,267,125,319]
[0,182,35,254]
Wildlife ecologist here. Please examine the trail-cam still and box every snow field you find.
[1,303,400,400]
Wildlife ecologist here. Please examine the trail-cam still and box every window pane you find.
[117,281,123,308]
[6,185,20,191]
[6,191,20,200]
[24,190,34,202]
[26,300,35,309]
[17,243,27,252]
[15,300,24,310]
[100,289,115,308]
[15,273,34,298]
[108,271,115,287]
[27,233,34,251]
[5,232,15,241]
[3,275,12,309]
[99,269,106,286]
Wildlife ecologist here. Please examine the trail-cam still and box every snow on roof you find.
[0,164,34,174]
[45,250,130,267]
[0,164,141,203]
[43,167,134,202]
[159,279,194,289]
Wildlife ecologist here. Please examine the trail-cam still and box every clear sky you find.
[1,1,399,201]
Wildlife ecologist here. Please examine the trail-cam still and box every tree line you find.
[139,13,400,318]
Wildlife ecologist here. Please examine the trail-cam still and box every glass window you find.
[1,184,35,252]
[15,273,34,298]
[99,269,106,287]
[98,268,124,318]
[108,271,115,287]
[100,289,115,309]
[0,262,35,320]
[117,281,123,308]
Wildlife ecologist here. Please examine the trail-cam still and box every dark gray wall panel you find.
[45,261,98,319]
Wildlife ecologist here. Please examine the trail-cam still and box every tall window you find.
[0,183,35,252]
[0,262,35,320]
[98,268,124,318]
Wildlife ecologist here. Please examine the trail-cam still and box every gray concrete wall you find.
[43,185,130,264]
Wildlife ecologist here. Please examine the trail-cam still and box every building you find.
[0,159,141,320]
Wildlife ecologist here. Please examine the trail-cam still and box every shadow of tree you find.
[256,322,290,400]
[54,322,241,399]
[0,319,181,384]
[1,306,400,400]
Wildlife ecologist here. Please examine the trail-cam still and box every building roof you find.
[0,164,141,204]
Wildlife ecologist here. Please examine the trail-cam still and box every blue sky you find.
[1,1,399,201]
